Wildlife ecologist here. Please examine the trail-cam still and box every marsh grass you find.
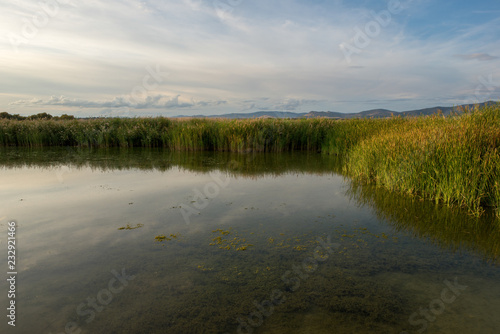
[0,117,337,151]
[346,104,500,217]
[1,104,499,217]
[0,116,395,152]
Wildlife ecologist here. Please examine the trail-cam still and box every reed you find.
[0,117,342,151]
[345,104,500,217]
[0,116,389,152]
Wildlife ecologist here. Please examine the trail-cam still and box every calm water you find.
[1,148,499,334]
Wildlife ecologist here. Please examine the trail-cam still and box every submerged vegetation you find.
[1,103,499,217]
[154,233,180,242]
[117,223,144,230]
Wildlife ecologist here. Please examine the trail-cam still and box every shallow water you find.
[0,148,499,334]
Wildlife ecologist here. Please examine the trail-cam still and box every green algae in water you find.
[118,223,144,230]
[154,233,181,242]
[209,228,254,251]
[80,226,422,334]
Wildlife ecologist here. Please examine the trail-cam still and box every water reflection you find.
[0,147,344,175]
[2,147,497,264]
[348,181,500,265]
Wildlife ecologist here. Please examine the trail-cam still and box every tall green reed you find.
[345,104,500,217]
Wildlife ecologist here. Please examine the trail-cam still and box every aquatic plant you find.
[345,104,500,217]
[154,235,169,242]
[117,223,144,230]
[209,228,253,251]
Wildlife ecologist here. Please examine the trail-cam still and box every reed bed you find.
[345,104,500,217]
[0,116,392,152]
[0,117,173,147]
[1,104,499,217]
[0,117,347,151]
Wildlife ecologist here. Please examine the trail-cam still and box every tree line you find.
[0,112,75,121]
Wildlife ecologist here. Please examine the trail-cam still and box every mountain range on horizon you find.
[176,101,499,119]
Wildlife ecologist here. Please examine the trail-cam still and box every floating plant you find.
[118,223,144,230]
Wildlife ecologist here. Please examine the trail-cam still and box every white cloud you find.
[8,94,231,110]
[455,53,499,61]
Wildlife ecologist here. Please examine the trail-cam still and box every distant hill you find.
[175,101,498,119]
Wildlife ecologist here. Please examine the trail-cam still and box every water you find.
[0,148,499,334]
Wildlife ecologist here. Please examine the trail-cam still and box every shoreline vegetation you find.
[1,104,499,218]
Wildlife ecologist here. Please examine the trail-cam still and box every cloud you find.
[192,100,227,107]
[9,95,198,109]
[238,98,323,112]
[454,53,499,61]
[273,99,322,111]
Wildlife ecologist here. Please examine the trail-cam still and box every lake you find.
[1,148,499,334]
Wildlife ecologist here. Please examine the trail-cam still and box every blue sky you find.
[1,0,499,117]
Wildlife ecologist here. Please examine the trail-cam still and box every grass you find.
[1,103,499,217]
[0,117,335,150]
[0,116,400,152]
[345,104,500,218]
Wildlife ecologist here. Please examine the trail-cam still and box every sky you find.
[1,0,499,117]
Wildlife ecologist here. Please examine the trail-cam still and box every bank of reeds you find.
[345,104,500,218]
[0,115,403,152]
[0,117,377,152]
[0,117,174,148]
[1,104,499,217]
